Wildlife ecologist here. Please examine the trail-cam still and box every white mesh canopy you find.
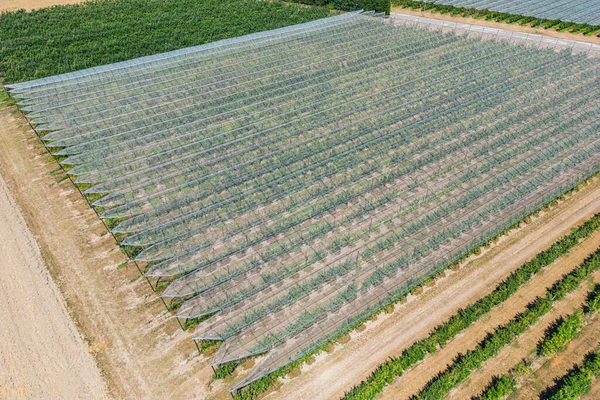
[8,11,600,391]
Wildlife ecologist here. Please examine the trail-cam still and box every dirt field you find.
[391,7,600,45]
[0,0,82,12]
[0,100,218,399]
[0,174,107,399]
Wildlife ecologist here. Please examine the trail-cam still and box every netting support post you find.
[193,339,201,354]
[160,296,170,312]
[175,316,185,331]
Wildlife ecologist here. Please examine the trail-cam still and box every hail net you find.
[8,11,600,391]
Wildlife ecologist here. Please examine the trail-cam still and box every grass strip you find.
[342,212,600,399]
[415,248,600,400]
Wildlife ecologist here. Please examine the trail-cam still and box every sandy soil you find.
[0,174,107,399]
[379,230,600,399]
[0,101,219,399]
[267,178,600,400]
[391,7,600,45]
[0,0,82,12]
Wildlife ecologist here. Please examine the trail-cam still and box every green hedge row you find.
[391,0,600,36]
[479,284,600,399]
[479,375,517,400]
[342,212,600,399]
[548,351,600,400]
[286,0,390,14]
[538,311,585,356]
[541,284,600,358]
[416,249,600,400]
[0,0,335,84]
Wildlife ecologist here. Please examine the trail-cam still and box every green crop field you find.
[0,0,333,84]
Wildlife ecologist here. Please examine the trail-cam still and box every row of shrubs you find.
[392,0,600,36]
[539,284,600,356]
[342,211,600,399]
[416,249,600,399]
[548,351,600,399]
[477,283,600,399]
[286,0,390,14]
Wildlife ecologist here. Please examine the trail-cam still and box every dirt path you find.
[0,174,107,399]
[390,7,600,45]
[379,230,600,399]
[266,178,600,400]
[449,270,600,399]
[0,0,82,12]
[0,102,221,399]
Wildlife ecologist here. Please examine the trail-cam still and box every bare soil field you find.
[379,230,600,399]
[0,0,82,12]
[0,102,218,399]
[0,174,107,399]
[391,7,600,45]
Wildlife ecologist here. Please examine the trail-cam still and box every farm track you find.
[0,102,218,399]
[378,231,600,399]
[508,313,600,399]
[447,270,600,400]
[0,166,106,398]
[264,179,600,400]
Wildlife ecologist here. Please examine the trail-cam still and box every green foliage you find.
[213,360,241,379]
[0,0,333,84]
[334,0,391,14]
[478,282,600,400]
[284,0,390,14]
[417,297,553,400]
[0,86,14,105]
[415,248,600,400]
[538,311,584,356]
[479,375,517,400]
[538,282,600,357]
[548,351,600,400]
[391,0,600,37]
[341,213,600,400]
[584,284,600,315]
[197,339,221,354]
